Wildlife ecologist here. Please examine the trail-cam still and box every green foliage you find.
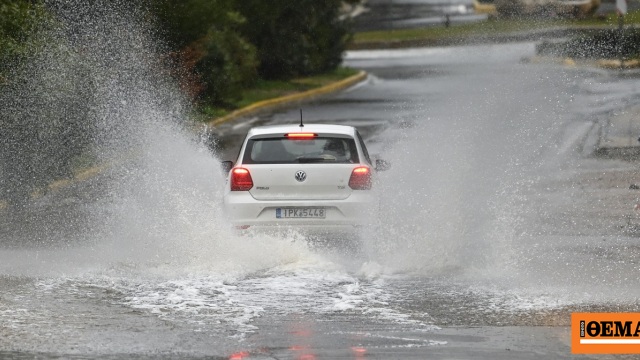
[193,28,258,104]
[149,0,356,102]
[202,67,359,117]
[236,0,353,80]
[151,0,258,105]
[0,0,50,74]
[152,0,240,47]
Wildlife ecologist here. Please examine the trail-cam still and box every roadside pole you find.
[616,0,627,69]
[617,0,627,30]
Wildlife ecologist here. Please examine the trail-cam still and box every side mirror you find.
[375,159,391,172]
[221,160,234,174]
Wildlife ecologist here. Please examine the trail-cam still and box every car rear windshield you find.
[243,136,360,164]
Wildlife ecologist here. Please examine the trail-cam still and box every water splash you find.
[354,47,578,280]
[0,2,227,271]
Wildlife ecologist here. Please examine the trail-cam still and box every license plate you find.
[276,207,325,219]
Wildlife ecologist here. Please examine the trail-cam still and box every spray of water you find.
[0,0,324,280]
[356,48,577,283]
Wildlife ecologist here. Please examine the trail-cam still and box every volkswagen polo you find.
[221,124,388,236]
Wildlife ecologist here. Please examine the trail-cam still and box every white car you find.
[221,123,388,237]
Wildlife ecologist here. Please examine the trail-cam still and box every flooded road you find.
[2,41,640,358]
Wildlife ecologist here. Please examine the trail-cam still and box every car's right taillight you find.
[230,168,253,191]
[348,166,371,190]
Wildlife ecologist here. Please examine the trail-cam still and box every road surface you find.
[2,42,640,359]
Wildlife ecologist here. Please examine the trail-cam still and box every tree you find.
[236,0,353,79]
[151,0,258,104]
[188,28,257,104]
[0,0,49,76]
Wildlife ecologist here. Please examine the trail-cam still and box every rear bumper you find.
[223,191,376,229]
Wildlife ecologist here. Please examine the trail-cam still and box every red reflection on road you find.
[352,346,367,358]
[229,351,250,360]
[297,354,317,360]
[289,344,316,360]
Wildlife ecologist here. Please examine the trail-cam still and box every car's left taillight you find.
[230,168,253,191]
[348,166,372,190]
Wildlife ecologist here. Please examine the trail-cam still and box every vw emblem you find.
[294,170,307,182]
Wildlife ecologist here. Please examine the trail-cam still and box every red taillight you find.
[348,166,371,190]
[230,168,253,191]
[285,133,317,139]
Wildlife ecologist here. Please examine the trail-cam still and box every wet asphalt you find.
[212,42,640,359]
[3,41,640,359]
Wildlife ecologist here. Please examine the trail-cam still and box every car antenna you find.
[299,109,304,128]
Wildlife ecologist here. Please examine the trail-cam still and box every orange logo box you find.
[572,313,640,354]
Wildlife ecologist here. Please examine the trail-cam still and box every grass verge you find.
[350,9,640,49]
[200,67,359,121]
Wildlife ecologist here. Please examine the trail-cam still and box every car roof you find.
[246,124,357,138]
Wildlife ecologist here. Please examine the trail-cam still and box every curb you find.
[596,58,640,69]
[473,0,497,15]
[0,163,111,211]
[207,70,368,127]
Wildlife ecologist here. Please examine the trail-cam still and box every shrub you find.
[236,0,353,79]
[188,28,258,104]
[152,0,258,105]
